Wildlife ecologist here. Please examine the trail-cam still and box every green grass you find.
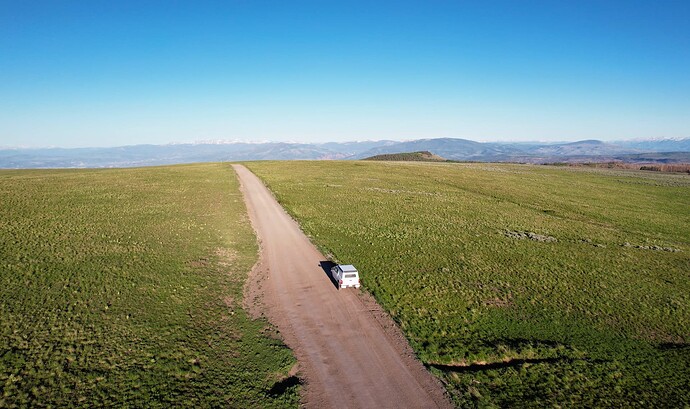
[0,163,298,408]
[247,161,690,408]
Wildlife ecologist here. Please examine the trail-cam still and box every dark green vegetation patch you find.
[247,161,690,408]
[0,164,298,408]
[364,151,447,162]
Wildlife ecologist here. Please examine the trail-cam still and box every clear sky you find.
[1,1,689,148]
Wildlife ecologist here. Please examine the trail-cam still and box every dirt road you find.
[233,165,452,409]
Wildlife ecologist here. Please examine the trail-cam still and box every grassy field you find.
[0,164,298,408]
[247,161,690,408]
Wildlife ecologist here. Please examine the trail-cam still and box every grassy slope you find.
[0,164,298,408]
[247,161,690,408]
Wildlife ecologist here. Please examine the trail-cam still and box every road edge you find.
[234,163,453,408]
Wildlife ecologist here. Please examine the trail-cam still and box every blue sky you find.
[1,1,689,148]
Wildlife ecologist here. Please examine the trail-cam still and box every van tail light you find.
[339,280,343,285]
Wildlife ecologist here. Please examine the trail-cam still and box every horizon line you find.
[2,136,688,150]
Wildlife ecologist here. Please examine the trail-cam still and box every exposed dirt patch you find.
[579,238,607,248]
[243,242,267,320]
[504,230,557,242]
[483,297,514,308]
[215,247,237,267]
[188,258,210,268]
[427,356,606,373]
[621,242,681,252]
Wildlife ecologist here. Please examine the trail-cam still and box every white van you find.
[330,264,360,289]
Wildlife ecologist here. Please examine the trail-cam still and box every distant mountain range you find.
[1,137,689,168]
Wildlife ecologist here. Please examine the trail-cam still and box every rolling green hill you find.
[247,161,690,408]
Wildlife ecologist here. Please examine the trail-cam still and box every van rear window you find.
[344,274,357,278]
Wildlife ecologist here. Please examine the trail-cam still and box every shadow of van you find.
[319,260,339,289]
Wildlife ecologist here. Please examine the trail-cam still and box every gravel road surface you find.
[233,164,452,409]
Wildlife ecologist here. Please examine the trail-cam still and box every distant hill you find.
[353,138,523,161]
[1,137,688,168]
[363,151,447,162]
[616,138,690,152]
[529,140,636,156]
[615,151,690,163]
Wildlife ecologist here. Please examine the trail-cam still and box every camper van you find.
[330,264,360,289]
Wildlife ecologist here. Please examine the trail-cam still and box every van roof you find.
[340,264,358,272]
